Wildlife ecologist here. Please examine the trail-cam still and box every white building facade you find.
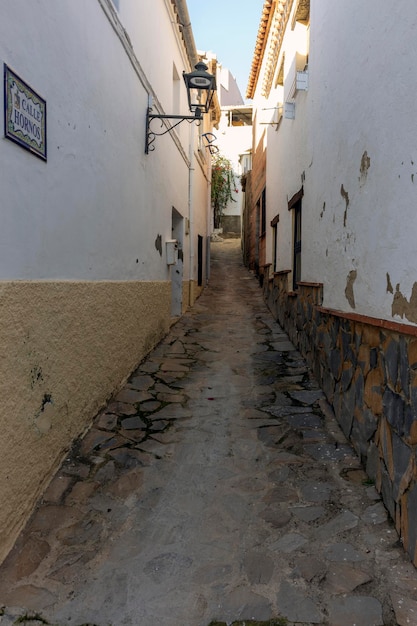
[214,66,252,235]
[247,0,417,564]
[0,0,216,562]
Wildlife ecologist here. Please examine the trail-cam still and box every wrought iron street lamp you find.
[145,61,216,154]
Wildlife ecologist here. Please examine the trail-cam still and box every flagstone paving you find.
[1,239,417,625]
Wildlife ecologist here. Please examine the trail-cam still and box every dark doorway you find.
[197,235,203,286]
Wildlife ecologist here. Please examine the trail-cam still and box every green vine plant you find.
[211,154,237,229]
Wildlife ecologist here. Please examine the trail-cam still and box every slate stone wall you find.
[263,266,417,565]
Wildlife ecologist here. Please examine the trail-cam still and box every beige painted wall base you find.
[188,280,204,307]
[182,281,191,313]
[0,280,171,563]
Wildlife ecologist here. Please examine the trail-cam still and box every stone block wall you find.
[263,266,417,565]
[220,215,241,235]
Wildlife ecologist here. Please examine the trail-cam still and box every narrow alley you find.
[1,240,417,626]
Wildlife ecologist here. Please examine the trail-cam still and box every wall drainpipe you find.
[188,121,195,306]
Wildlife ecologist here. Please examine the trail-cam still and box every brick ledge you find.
[316,306,417,337]
[298,281,324,288]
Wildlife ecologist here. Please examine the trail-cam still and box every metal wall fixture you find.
[201,132,219,155]
[145,62,216,154]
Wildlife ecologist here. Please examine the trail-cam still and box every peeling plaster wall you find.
[260,0,417,326]
[392,283,417,324]
[345,269,357,309]
[305,0,417,323]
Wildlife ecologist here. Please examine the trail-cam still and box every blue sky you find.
[186,0,264,99]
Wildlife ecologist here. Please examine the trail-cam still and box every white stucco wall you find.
[261,14,310,273]
[261,0,417,324]
[216,121,252,221]
[211,102,252,231]
[0,0,200,282]
[307,0,417,323]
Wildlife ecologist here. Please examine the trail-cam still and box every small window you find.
[293,203,302,290]
[271,214,279,272]
[258,187,266,237]
[256,188,266,237]
[198,235,203,286]
[288,188,303,290]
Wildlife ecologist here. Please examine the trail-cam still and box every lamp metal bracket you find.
[145,107,202,154]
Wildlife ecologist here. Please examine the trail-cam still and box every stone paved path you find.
[1,239,417,626]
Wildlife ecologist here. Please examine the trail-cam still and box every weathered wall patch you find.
[345,269,357,309]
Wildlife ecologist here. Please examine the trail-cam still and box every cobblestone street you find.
[1,239,417,625]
